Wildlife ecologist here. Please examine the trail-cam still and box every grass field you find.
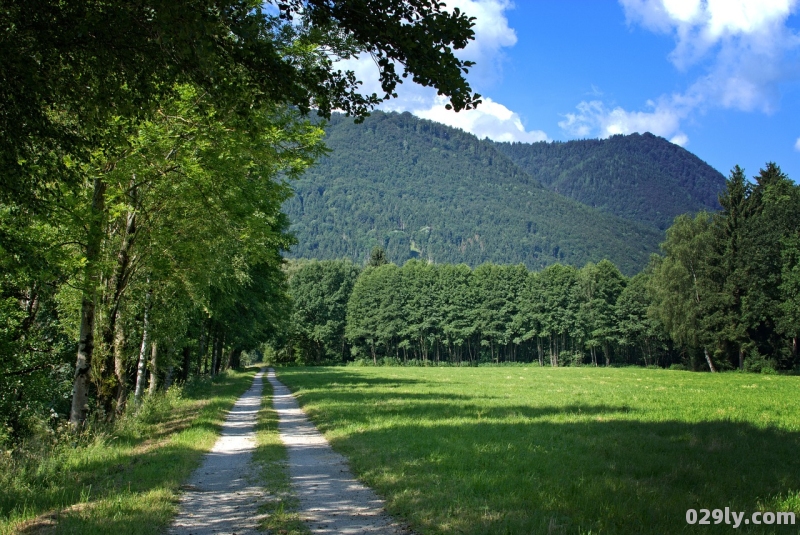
[277,366,800,534]
[0,368,258,535]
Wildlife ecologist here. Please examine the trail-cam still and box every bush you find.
[744,351,778,374]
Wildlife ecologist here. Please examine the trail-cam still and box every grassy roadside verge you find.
[277,366,800,534]
[0,368,258,535]
[252,373,310,535]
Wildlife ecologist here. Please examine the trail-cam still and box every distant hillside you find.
[493,134,725,230]
[284,112,666,275]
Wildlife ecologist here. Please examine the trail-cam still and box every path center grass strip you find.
[0,368,257,535]
[277,366,800,534]
[252,374,310,535]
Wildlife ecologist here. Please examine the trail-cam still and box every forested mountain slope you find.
[493,134,725,230]
[284,112,665,275]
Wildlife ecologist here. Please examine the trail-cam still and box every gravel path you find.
[169,369,267,535]
[269,369,411,535]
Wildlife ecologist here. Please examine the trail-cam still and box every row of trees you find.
[280,256,669,367]
[651,163,800,372]
[1,87,323,438]
[279,163,800,372]
[1,0,481,438]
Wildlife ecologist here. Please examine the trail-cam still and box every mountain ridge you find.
[283,111,725,275]
[492,133,725,230]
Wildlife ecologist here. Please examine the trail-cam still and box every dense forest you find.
[278,163,800,373]
[284,111,725,273]
[493,132,724,230]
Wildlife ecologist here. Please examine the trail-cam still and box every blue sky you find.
[341,0,800,180]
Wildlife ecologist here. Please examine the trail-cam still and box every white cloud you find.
[332,1,548,143]
[559,99,688,145]
[795,137,800,151]
[448,0,518,86]
[620,0,800,109]
[563,1,800,143]
[417,96,548,142]
[670,133,690,146]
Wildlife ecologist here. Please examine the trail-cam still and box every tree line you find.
[279,163,800,373]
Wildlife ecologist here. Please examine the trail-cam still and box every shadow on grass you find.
[279,368,427,389]
[335,413,800,534]
[278,368,800,534]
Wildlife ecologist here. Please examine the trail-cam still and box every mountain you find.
[492,134,725,230]
[283,112,723,275]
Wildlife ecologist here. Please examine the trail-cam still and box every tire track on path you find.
[268,368,410,535]
[169,368,266,535]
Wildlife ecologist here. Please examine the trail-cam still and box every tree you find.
[712,166,753,369]
[2,0,481,427]
[737,163,799,367]
[534,264,579,367]
[368,246,389,267]
[578,260,626,366]
[65,87,324,425]
[648,214,718,371]
[286,259,360,362]
[1,0,480,207]
[346,264,405,363]
[616,272,667,367]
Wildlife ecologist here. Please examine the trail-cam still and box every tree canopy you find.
[1,0,480,205]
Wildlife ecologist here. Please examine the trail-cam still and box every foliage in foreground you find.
[278,366,800,535]
[0,368,256,535]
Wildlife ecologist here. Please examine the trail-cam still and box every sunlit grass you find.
[277,366,800,534]
[0,368,257,534]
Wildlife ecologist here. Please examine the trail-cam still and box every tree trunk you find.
[603,342,611,367]
[163,364,174,391]
[198,324,207,375]
[133,286,152,403]
[703,347,717,373]
[100,188,137,416]
[113,316,128,414]
[210,332,219,376]
[70,178,106,428]
[217,332,225,374]
[148,341,158,395]
[739,346,745,371]
[537,338,543,367]
[212,333,224,375]
[181,345,192,382]
[232,347,242,369]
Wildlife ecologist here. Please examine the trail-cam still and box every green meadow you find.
[277,366,800,534]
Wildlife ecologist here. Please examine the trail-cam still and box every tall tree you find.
[286,259,360,362]
[648,214,718,371]
[67,87,324,425]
